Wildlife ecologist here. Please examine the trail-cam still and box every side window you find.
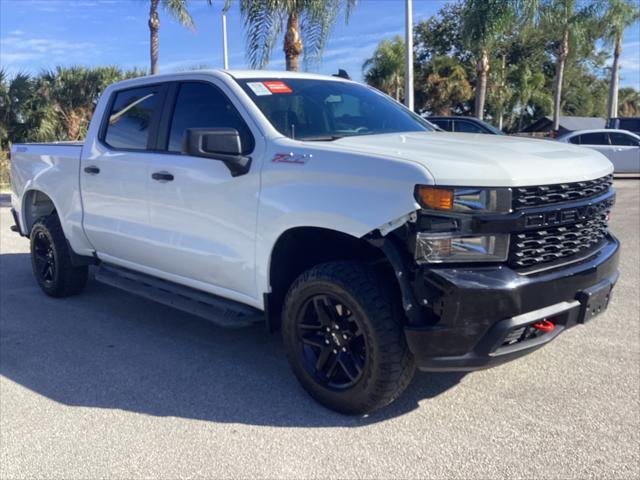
[455,120,486,133]
[569,135,581,145]
[104,86,161,150]
[168,82,254,154]
[609,132,639,147]
[430,119,451,131]
[578,132,609,145]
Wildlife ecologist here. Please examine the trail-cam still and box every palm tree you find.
[602,0,639,121]
[511,66,551,132]
[487,53,511,130]
[539,0,600,131]
[362,36,406,101]
[618,87,640,117]
[148,0,195,75]
[233,0,356,71]
[37,66,139,140]
[418,56,472,115]
[460,0,514,120]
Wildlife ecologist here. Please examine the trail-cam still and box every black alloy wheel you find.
[282,261,416,415]
[33,230,56,286]
[30,214,88,297]
[296,294,367,390]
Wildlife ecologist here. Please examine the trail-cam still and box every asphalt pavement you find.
[1,180,639,479]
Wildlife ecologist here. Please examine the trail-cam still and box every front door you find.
[143,81,263,302]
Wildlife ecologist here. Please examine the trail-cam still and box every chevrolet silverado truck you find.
[10,70,619,414]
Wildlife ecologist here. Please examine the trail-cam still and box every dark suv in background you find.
[426,116,505,135]
[606,117,640,136]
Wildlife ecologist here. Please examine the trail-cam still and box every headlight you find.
[415,233,510,263]
[415,186,511,214]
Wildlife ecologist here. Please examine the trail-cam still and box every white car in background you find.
[556,129,640,173]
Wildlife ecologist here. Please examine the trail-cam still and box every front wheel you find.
[30,215,88,298]
[282,261,415,415]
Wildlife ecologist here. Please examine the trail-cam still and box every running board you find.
[95,264,263,328]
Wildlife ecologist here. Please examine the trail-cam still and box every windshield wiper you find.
[300,135,345,142]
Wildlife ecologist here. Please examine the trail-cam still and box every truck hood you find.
[317,132,613,187]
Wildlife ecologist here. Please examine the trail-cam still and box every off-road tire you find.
[282,261,415,415]
[30,214,88,297]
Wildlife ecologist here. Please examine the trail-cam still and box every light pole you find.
[404,0,414,111]
[222,12,229,69]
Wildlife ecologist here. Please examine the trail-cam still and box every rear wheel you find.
[282,261,415,414]
[30,215,88,297]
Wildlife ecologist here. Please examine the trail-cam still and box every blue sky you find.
[1,0,639,89]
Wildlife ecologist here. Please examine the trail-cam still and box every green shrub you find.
[0,151,9,190]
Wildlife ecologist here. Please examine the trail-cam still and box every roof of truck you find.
[224,69,351,81]
[110,69,352,88]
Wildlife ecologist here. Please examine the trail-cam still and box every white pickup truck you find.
[10,70,619,414]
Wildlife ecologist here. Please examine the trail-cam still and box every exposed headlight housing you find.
[415,186,512,214]
[415,233,510,264]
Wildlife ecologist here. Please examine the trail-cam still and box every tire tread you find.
[283,261,415,414]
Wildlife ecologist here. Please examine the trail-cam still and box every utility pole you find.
[222,12,229,69]
[404,0,414,111]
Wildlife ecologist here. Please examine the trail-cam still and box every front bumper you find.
[405,234,620,371]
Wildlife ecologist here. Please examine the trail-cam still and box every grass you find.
[0,151,10,193]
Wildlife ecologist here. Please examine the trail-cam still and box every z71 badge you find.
[271,152,313,165]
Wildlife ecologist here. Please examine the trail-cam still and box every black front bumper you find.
[404,235,620,371]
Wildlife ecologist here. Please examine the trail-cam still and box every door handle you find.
[84,165,100,175]
[151,171,174,182]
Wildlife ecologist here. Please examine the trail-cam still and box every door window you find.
[575,132,609,145]
[454,120,486,133]
[104,86,161,150]
[609,132,640,147]
[168,82,254,154]
[430,119,452,131]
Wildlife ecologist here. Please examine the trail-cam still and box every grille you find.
[509,213,609,269]
[512,174,613,210]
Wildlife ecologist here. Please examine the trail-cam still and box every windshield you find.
[237,78,434,141]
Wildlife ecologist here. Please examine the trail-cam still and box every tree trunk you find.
[475,48,489,120]
[552,28,569,132]
[497,54,506,131]
[395,74,401,101]
[283,13,303,71]
[607,33,622,120]
[149,0,160,75]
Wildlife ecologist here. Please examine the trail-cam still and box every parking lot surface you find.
[1,180,639,479]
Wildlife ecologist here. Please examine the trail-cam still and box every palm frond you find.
[161,0,195,30]
[239,0,286,69]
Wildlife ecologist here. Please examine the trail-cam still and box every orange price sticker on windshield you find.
[263,81,292,94]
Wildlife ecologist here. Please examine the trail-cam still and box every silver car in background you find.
[557,129,640,173]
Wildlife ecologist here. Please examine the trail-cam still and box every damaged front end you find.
[366,181,620,372]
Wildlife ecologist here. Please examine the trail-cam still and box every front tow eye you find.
[531,319,555,333]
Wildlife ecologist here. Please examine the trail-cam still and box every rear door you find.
[80,83,168,266]
[608,131,640,173]
[142,80,264,301]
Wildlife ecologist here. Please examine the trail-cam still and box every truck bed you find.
[10,142,84,237]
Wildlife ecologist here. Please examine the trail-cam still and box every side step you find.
[94,264,263,328]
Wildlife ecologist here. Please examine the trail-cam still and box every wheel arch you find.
[21,189,58,235]
[264,225,402,331]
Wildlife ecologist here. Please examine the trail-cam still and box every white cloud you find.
[0,35,97,67]
[9,30,25,36]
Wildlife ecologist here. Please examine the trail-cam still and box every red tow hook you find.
[531,319,555,333]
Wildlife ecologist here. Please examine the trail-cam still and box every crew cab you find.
[10,70,619,414]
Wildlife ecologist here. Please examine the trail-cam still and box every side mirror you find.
[182,128,251,176]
